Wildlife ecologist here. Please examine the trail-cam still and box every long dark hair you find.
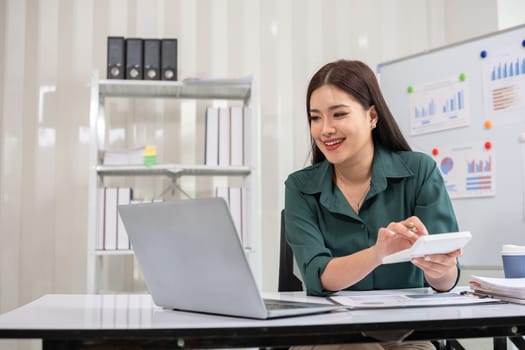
[306,60,411,164]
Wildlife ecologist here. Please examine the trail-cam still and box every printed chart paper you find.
[409,77,470,136]
[433,143,495,199]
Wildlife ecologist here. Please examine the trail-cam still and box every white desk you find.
[1,292,525,349]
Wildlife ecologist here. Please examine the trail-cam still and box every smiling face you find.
[309,84,377,166]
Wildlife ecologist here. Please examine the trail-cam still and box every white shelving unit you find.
[87,72,261,293]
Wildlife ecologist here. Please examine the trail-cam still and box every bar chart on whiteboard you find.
[409,77,470,136]
[483,51,525,123]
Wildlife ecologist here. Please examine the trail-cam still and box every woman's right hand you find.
[373,216,428,263]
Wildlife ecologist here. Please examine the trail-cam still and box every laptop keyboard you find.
[264,299,328,310]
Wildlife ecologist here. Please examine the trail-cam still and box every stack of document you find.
[329,288,499,309]
[102,145,156,166]
[470,275,525,304]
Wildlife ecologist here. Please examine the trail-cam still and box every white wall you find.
[498,0,525,29]
[0,0,521,318]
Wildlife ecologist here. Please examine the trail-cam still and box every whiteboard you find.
[377,25,525,267]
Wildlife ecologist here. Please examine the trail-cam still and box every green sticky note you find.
[144,155,157,166]
[407,86,414,93]
[459,73,466,81]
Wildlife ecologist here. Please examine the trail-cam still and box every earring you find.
[371,123,377,129]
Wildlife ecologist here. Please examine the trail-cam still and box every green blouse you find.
[284,146,459,296]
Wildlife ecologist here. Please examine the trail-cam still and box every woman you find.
[284,60,461,350]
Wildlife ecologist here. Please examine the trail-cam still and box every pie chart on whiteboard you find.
[440,157,454,175]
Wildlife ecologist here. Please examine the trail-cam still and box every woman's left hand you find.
[411,249,463,290]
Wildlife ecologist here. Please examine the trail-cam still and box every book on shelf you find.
[215,187,244,242]
[218,107,230,166]
[96,188,105,250]
[117,188,132,250]
[104,188,118,250]
[96,187,133,251]
[205,106,245,166]
[230,106,245,166]
[101,145,157,166]
[204,107,219,166]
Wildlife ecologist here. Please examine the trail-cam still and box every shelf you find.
[96,164,251,178]
[87,70,261,294]
[98,78,252,101]
[94,248,255,257]
[94,250,134,256]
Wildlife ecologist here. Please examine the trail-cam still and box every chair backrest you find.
[278,210,303,292]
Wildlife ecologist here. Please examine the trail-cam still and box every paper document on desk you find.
[330,289,499,309]
[470,275,525,301]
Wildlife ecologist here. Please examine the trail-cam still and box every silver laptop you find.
[118,197,341,319]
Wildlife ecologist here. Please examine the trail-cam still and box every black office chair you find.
[278,210,303,292]
[277,210,465,350]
